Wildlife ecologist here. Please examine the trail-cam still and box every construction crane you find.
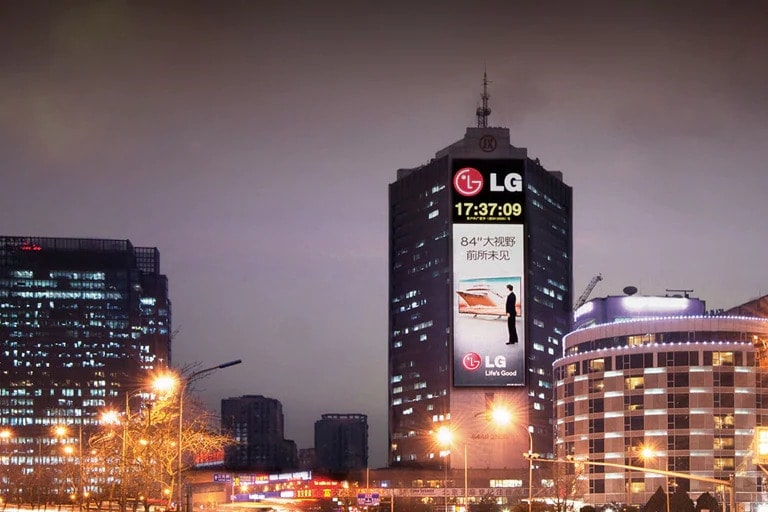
[573,273,603,311]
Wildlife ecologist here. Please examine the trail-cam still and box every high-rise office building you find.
[388,79,573,471]
[314,413,368,475]
[221,394,298,471]
[0,236,171,480]
[556,293,768,506]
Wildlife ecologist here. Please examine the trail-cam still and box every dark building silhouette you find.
[314,413,368,474]
[297,447,317,471]
[221,394,298,471]
[388,78,572,471]
[0,235,171,476]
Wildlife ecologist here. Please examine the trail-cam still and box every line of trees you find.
[1,381,232,512]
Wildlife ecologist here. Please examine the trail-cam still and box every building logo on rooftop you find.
[479,134,497,152]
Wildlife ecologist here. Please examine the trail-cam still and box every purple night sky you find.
[1,1,767,466]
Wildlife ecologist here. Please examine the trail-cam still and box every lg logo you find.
[453,168,523,196]
[462,353,507,372]
[453,167,483,197]
[490,172,523,193]
[462,352,482,371]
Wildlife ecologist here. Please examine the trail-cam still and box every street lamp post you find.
[436,426,451,512]
[56,424,86,511]
[122,394,129,512]
[77,425,83,512]
[638,445,669,512]
[626,446,634,507]
[485,407,534,512]
[665,461,671,512]
[463,443,467,512]
[175,359,242,512]
[444,454,448,512]
[113,390,143,512]
[525,426,533,512]
[436,426,470,512]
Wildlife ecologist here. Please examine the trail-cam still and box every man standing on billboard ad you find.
[505,284,518,345]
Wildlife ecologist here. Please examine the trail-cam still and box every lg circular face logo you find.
[462,352,482,372]
[453,167,484,197]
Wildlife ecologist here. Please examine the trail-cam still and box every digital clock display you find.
[454,201,522,219]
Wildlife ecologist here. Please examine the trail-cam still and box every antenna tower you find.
[476,72,491,128]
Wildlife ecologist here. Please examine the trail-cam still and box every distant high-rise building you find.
[314,413,368,474]
[0,236,171,478]
[388,78,573,471]
[221,394,298,471]
[297,447,317,471]
[557,293,768,505]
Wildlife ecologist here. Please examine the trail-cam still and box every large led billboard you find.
[451,159,525,387]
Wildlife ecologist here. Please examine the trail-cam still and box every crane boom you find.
[574,274,603,311]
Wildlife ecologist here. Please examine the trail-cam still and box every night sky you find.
[2,1,767,467]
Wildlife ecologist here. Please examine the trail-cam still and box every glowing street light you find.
[489,406,512,427]
[100,410,120,425]
[436,426,452,512]
[634,445,669,512]
[436,426,470,512]
[152,374,178,396]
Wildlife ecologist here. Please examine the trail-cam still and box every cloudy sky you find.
[2,1,767,466]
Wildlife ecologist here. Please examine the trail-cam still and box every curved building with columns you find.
[554,294,768,510]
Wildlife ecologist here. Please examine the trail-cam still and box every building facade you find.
[221,394,298,471]
[314,413,368,474]
[555,294,768,509]
[388,83,573,472]
[0,235,171,492]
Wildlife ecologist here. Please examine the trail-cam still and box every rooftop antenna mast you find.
[476,71,491,128]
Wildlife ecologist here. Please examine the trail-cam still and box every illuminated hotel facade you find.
[0,236,171,492]
[388,88,573,473]
[555,294,768,508]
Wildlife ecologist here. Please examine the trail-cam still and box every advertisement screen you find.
[451,159,525,387]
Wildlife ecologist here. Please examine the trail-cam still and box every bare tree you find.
[89,386,233,512]
[544,456,588,512]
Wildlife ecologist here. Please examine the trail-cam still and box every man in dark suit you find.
[505,284,518,345]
